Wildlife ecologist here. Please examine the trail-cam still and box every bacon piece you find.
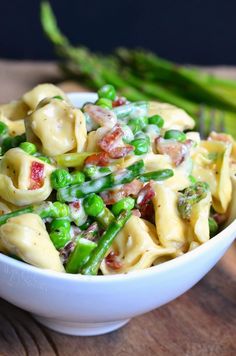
[99,125,123,152]
[105,251,122,270]
[136,182,155,222]
[112,97,127,107]
[109,145,134,158]
[213,213,228,225]
[139,202,155,222]
[84,104,117,128]
[100,179,143,205]
[99,125,133,159]
[155,137,191,166]
[29,161,44,190]
[71,201,80,209]
[85,152,110,166]
[137,182,155,206]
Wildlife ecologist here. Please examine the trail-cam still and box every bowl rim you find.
[0,91,235,283]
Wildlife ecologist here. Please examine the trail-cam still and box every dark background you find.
[1,0,235,65]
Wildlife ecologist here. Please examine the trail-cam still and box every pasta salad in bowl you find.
[0,83,235,335]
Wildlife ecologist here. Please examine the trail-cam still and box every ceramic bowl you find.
[0,93,235,336]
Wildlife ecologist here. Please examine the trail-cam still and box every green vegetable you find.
[50,218,71,231]
[49,218,71,249]
[148,115,164,128]
[57,160,144,202]
[83,165,111,179]
[55,152,95,168]
[19,142,37,155]
[128,116,148,134]
[81,210,131,275]
[52,95,63,100]
[70,171,85,185]
[0,201,70,227]
[139,169,174,182]
[51,169,85,189]
[66,237,97,274]
[41,2,236,138]
[98,84,116,101]
[0,206,34,226]
[209,217,219,237]
[188,175,197,184]
[95,97,113,109]
[83,193,105,217]
[177,182,209,220]
[37,155,51,164]
[0,122,9,136]
[164,129,186,142]
[1,133,26,154]
[130,138,149,155]
[111,197,135,216]
[96,207,115,229]
[51,169,71,189]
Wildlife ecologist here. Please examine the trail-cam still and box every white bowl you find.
[0,93,235,336]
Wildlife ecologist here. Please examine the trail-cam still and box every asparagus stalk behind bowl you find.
[40,2,236,137]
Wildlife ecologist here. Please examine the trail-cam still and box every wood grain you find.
[0,60,235,356]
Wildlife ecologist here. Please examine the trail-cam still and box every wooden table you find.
[0,60,235,356]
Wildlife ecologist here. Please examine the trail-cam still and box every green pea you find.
[130,138,149,155]
[111,197,135,216]
[51,169,71,189]
[83,165,97,178]
[97,84,116,101]
[83,193,105,217]
[164,130,186,142]
[19,142,37,155]
[148,115,164,128]
[50,218,71,232]
[70,171,85,185]
[128,117,148,134]
[0,122,8,136]
[95,98,113,109]
[38,155,51,164]
[52,202,70,218]
[49,230,71,249]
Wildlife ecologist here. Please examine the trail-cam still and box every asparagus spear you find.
[66,237,97,274]
[57,160,144,202]
[139,169,174,182]
[55,152,94,168]
[0,201,70,226]
[177,182,209,220]
[40,2,236,137]
[81,210,131,275]
[117,48,236,112]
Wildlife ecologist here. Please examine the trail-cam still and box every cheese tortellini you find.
[0,148,55,206]
[192,140,232,213]
[0,214,64,272]
[22,83,70,111]
[100,216,175,274]
[25,97,87,156]
[148,101,195,132]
